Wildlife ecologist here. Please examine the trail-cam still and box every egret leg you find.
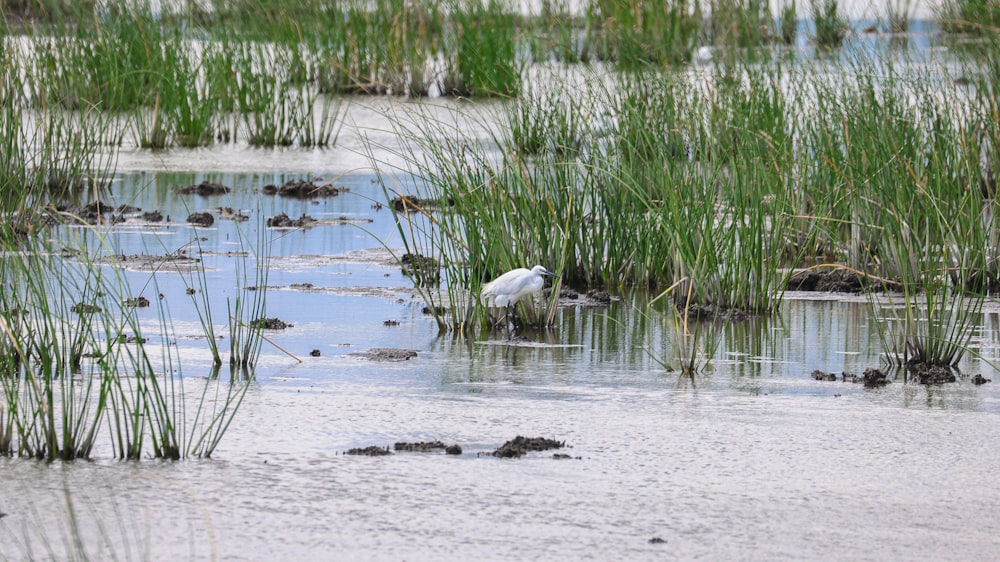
[504,303,514,340]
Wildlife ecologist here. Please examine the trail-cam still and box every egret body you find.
[481,265,556,337]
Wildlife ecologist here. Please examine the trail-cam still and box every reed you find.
[647,281,722,376]
[706,0,773,52]
[886,0,914,33]
[378,66,801,332]
[528,0,585,63]
[0,249,113,460]
[441,0,522,97]
[166,49,218,148]
[227,219,270,374]
[1,0,95,22]
[583,0,701,67]
[0,214,256,459]
[778,2,797,46]
[811,0,848,49]
[936,0,1000,35]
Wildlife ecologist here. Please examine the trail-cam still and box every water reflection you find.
[45,170,997,409]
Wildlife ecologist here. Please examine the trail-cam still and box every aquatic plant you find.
[583,0,701,67]
[227,219,270,374]
[527,0,585,63]
[811,0,848,49]
[886,0,914,33]
[1,0,95,21]
[778,2,797,45]
[376,66,804,333]
[647,280,721,376]
[440,0,522,97]
[936,0,1000,35]
[0,227,257,460]
[706,0,773,52]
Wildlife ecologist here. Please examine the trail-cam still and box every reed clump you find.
[0,241,251,460]
[379,46,999,370]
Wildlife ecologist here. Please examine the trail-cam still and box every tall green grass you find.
[0,229,254,459]
[811,0,849,49]
[937,0,1000,35]
[583,0,701,67]
[377,65,803,334]
[377,49,998,370]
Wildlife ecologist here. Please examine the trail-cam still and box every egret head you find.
[532,265,556,277]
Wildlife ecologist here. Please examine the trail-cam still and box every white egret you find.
[481,265,556,338]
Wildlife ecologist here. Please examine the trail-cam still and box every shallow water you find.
[5,85,1000,561]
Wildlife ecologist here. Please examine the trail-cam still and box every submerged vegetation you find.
[0,0,997,457]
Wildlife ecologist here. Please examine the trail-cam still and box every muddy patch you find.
[50,201,137,225]
[262,179,345,198]
[787,269,889,293]
[683,303,752,321]
[95,253,203,273]
[267,212,316,228]
[395,441,462,455]
[186,212,215,227]
[906,363,957,384]
[391,194,453,212]
[282,282,417,300]
[491,436,565,459]
[216,207,249,221]
[250,317,294,330]
[175,181,231,196]
[811,367,889,387]
[552,287,615,307]
[344,446,392,456]
[400,252,439,285]
[268,248,404,269]
[124,296,151,308]
[350,348,419,362]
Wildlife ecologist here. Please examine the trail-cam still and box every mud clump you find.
[251,317,293,330]
[124,296,150,308]
[395,441,445,452]
[492,436,565,458]
[345,446,392,456]
[351,348,418,362]
[267,212,316,228]
[55,200,121,225]
[554,287,614,307]
[787,269,884,293]
[390,194,453,212]
[142,210,164,222]
[811,369,837,381]
[972,374,992,385]
[682,303,751,321]
[217,207,249,222]
[71,302,101,315]
[401,252,439,285]
[310,349,322,357]
[445,444,462,455]
[810,368,889,387]
[186,212,214,227]
[175,181,231,196]
[906,363,957,384]
[394,441,451,453]
[586,289,613,304]
[862,367,889,387]
[263,179,344,198]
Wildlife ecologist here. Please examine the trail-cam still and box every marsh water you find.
[4,80,1000,561]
